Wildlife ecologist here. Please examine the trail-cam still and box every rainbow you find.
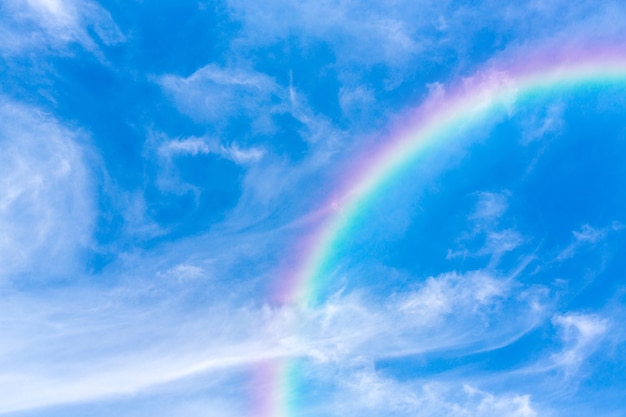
[259,44,626,416]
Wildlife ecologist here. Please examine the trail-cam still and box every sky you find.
[2,1,626,416]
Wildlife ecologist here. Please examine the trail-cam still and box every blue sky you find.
[2,1,626,416]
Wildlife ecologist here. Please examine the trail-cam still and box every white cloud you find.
[159,65,280,125]
[516,311,613,382]
[228,0,425,68]
[339,86,376,119]
[0,0,124,54]
[556,223,620,261]
[0,97,94,279]
[224,142,266,164]
[462,385,538,417]
[551,312,609,374]
[149,135,266,217]
[0,288,294,413]
[161,137,212,156]
[159,263,208,283]
[286,265,548,364]
[398,271,506,322]
[156,65,346,227]
[159,137,265,164]
[572,224,608,243]
[480,229,525,259]
[448,191,525,263]
[158,65,340,165]
[227,0,626,75]
[0,235,550,415]
[327,367,540,417]
[470,191,510,223]
[520,101,565,145]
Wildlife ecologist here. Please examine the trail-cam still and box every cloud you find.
[572,224,610,243]
[158,263,208,283]
[448,191,525,263]
[156,65,347,228]
[551,312,609,375]
[515,310,614,385]
[158,64,341,162]
[338,85,376,120]
[520,101,565,145]
[0,287,293,413]
[470,191,510,223]
[142,134,267,231]
[480,229,525,258]
[159,65,280,125]
[0,0,124,54]
[0,248,549,413]
[159,137,265,164]
[556,223,621,261]
[160,137,211,156]
[317,366,540,417]
[228,0,425,68]
[287,263,548,364]
[220,0,626,145]
[0,97,94,279]
[397,270,507,322]
[227,0,626,75]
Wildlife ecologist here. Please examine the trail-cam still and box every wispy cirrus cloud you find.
[0,238,546,414]
[447,191,526,264]
[158,63,340,153]
[327,370,540,417]
[0,0,124,54]
[159,136,265,165]
[159,65,280,126]
[0,97,94,280]
[556,222,623,261]
[551,313,609,375]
